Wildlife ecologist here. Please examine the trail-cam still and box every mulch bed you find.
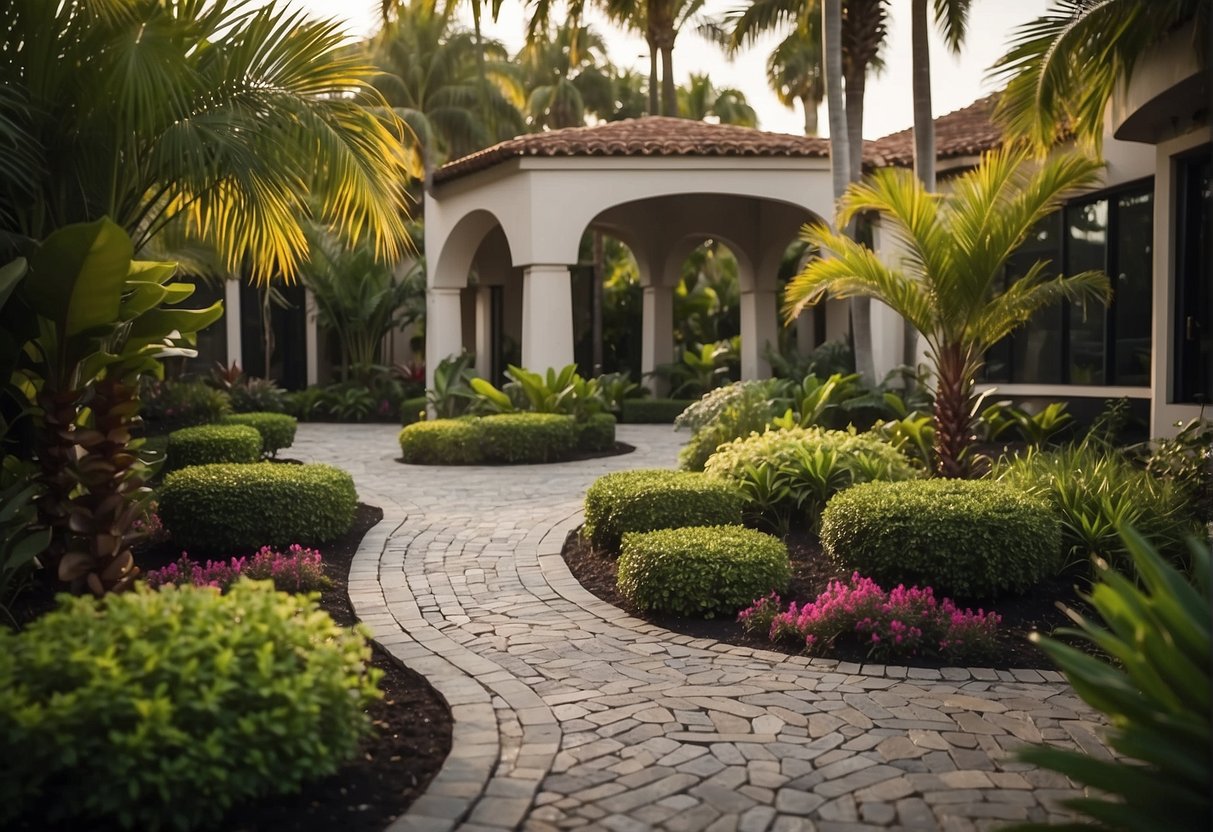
[562,528,1094,671]
[12,503,452,832]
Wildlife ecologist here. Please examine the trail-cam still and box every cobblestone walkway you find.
[293,424,1104,832]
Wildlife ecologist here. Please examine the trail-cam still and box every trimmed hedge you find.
[479,413,576,463]
[583,469,745,551]
[159,462,357,552]
[0,582,379,831]
[222,412,297,457]
[575,412,617,452]
[167,423,261,468]
[820,479,1061,599]
[621,398,694,424]
[398,418,482,464]
[618,525,790,617]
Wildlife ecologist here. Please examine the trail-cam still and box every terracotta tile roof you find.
[867,94,1003,167]
[433,116,833,184]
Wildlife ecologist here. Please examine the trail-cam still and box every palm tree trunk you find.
[660,42,676,116]
[840,34,877,384]
[647,33,659,116]
[933,342,973,478]
[801,94,819,136]
[905,0,935,382]
[823,0,849,202]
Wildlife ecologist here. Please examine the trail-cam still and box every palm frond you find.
[971,267,1111,349]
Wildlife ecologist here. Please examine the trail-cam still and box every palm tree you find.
[517,23,614,130]
[370,0,524,176]
[991,0,1209,151]
[784,148,1111,477]
[910,0,970,191]
[766,26,825,136]
[678,74,759,126]
[0,0,415,281]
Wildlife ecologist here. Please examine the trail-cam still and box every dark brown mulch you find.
[397,441,636,466]
[11,503,452,832]
[562,528,1094,670]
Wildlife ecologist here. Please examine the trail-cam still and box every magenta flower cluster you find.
[145,545,330,593]
[131,506,166,544]
[738,573,1001,662]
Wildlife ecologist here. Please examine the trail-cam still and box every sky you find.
[287,0,1052,139]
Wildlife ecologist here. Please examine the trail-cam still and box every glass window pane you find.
[1176,150,1213,403]
[1113,190,1153,386]
[1009,220,1063,383]
[1066,200,1108,384]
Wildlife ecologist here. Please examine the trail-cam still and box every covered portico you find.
[423,118,843,389]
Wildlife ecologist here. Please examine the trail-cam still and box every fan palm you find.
[990,0,1210,152]
[784,148,1112,477]
[0,0,416,281]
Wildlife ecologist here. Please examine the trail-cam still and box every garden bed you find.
[562,528,1090,671]
[397,440,635,466]
[11,504,452,832]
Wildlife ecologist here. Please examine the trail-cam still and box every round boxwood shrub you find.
[166,423,261,468]
[575,412,617,452]
[583,469,745,551]
[159,462,357,552]
[820,479,1061,599]
[398,418,483,464]
[222,411,297,457]
[618,525,790,617]
[479,413,576,463]
[0,581,380,831]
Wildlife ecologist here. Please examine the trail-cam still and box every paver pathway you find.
[293,423,1105,832]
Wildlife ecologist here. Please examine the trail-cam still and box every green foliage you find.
[167,424,262,469]
[766,338,855,380]
[141,380,232,431]
[978,400,1074,446]
[229,378,289,414]
[0,460,47,626]
[427,352,476,418]
[821,479,1062,599]
[992,444,1200,572]
[875,412,936,471]
[651,340,737,399]
[674,380,781,472]
[0,581,380,831]
[575,413,617,452]
[221,412,297,457]
[703,427,917,529]
[1144,419,1213,522]
[595,372,642,412]
[398,418,483,465]
[400,395,429,425]
[621,398,694,424]
[1010,529,1211,832]
[582,469,745,551]
[617,525,790,618]
[159,463,356,553]
[478,413,576,463]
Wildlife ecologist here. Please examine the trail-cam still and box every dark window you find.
[1175,148,1212,403]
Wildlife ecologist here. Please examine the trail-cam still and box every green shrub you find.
[166,423,261,468]
[0,581,379,831]
[675,381,780,471]
[576,412,617,452]
[159,463,356,552]
[479,413,576,463]
[583,469,745,551]
[618,525,790,617]
[621,398,694,424]
[229,378,289,413]
[992,444,1201,571]
[141,379,231,431]
[704,426,918,529]
[221,412,297,457]
[398,418,483,464]
[820,479,1061,598]
[400,395,429,425]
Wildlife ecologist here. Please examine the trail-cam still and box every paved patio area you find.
[293,423,1105,832]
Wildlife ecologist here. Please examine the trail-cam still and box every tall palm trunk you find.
[906,0,935,379]
[647,32,659,116]
[659,41,676,116]
[823,0,849,207]
[933,342,973,478]
[801,94,819,135]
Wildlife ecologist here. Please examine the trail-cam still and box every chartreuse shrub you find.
[618,525,790,617]
[821,480,1060,599]
[221,411,297,457]
[704,427,917,531]
[166,423,261,468]
[478,413,576,463]
[583,469,745,551]
[398,417,482,464]
[575,412,617,452]
[621,398,693,424]
[675,380,780,472]
[159,463,356,552]
[992,444,1201,572]
[0,582,380,831]
[1011,529,1210,832]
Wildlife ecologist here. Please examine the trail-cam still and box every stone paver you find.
[293,424,1102,832]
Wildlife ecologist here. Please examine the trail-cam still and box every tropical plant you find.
[0,0,414,278]
[517,22,615,129]
[990,0,1211,152]
[5,219,221,595]
[677,74,758,125]
[766,24,825,135]
[675,380,781,471]
[427,352,477,418]
[652,340,737,398]
[1009,528,1210,832]
[0,460,47,627]
[784,147,1111,476]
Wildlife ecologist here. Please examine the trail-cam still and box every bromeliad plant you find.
[784,147,1111,477]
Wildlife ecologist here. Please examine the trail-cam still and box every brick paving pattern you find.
[292,423,1104,832]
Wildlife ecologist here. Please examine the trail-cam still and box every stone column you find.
[740,288,777,380]
[426,286,464,392]
[223,278,242,369]
[474,286,493,378]
[521,265,574,371]
[641,285,674,395]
